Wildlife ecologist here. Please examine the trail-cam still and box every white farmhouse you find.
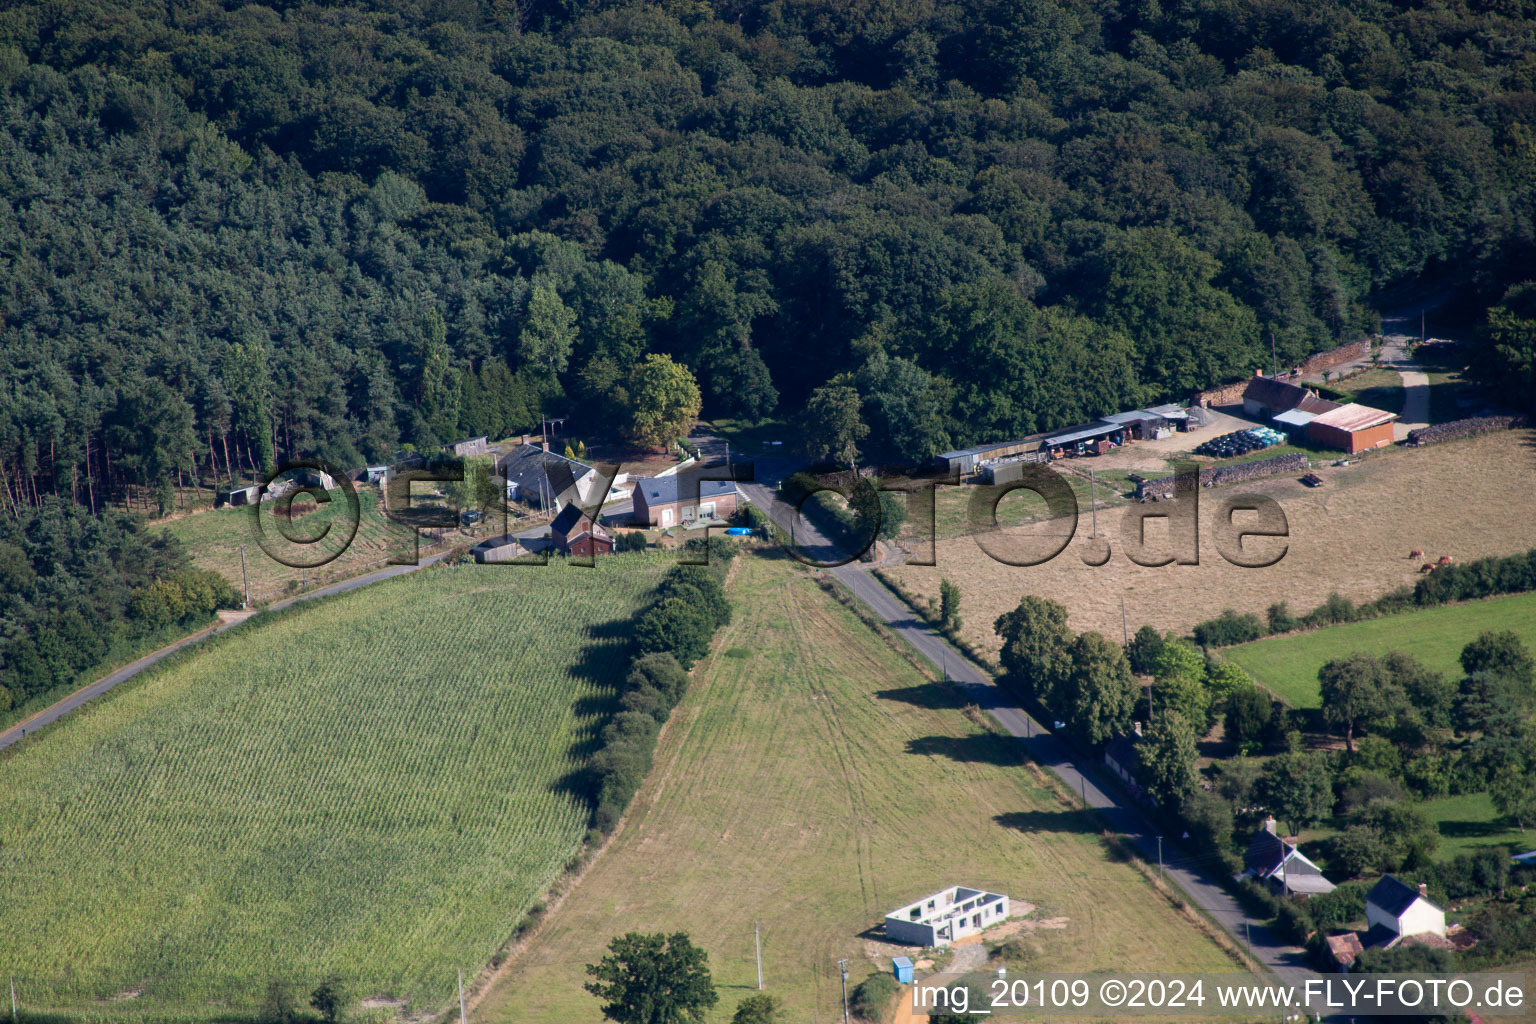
[1364,875,1446,948]
[884,886,1011,948]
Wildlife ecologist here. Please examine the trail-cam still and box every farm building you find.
[550,504,613,557]
[1038,419,1128,458]
[364,465,390,484]
[443,436,489,458]
[936,437,1043,475]
[1305,403,1397,453]
[1240,818,1335,897]
[1102,409,1176,440]
[497,442,599,513]
[884,886,1012,948]
[216,484,261,508]
[1242,375,1316,418]
[472,536,530,563]
[631,473,737,528]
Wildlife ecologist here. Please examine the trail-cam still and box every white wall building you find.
[884,886,1011,948]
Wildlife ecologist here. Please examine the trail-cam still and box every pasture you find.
[1222,592,1536,707]
[0,556,667,1020]
[883,430,1536,656]
[475,554,1239,1024]
[1420,792,1533,859]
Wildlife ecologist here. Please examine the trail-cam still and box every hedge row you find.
[588,541,737,834]
[1194,547,1536,648]
[1406,414,1529,446]
[1135,453,1308,501]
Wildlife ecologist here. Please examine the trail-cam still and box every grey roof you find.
[1102,410,1163,425]
[550,502,593,535]
[938,437,1042,461]
[636,473,736,506]
[1041,420,1120,446]
[498,444,588,498]
[1146,402,1188,417]
[1244,376,1312,412]
[1104,733,1142,773]
[1272,408,1319,428]
[1362,922,1400,949]
[1368,875,1435,917]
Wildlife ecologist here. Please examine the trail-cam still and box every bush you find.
[615,530,648,552]
[1266,602,1297,634]
[628,652,689,706]
[1192,609,1264,648]
[1273,900,1316,945]
[1126,625,1164,674]
[850,974,900,1022]
[634,598,715,668]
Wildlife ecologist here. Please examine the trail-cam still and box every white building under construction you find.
[883,886,1012,948]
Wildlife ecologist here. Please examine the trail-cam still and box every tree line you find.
[1,0,1534,513]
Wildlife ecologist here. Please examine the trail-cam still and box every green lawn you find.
[1222,592,1536,707]
[1421,792,1535,858]
[0,556,668,1021]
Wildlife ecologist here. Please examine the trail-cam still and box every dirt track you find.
[884,430,1536,652]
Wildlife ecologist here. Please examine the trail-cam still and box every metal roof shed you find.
[1041,420,1119,447]
[892,956,914,983]
[1271,408,1318,431]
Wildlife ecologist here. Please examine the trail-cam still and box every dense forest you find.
[1,0,1534,509]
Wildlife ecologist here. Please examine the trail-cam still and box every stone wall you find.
[1406,415,1529,447]
[1135,452,1309,500]
[1190,338,1373,408]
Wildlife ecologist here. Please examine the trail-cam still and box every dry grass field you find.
[474,554,1239,1024]
[884,429,1536,655]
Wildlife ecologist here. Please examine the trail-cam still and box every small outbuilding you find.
[217,484,261,508]
[1306,404,1397,453]
[892,956,914,984]
[444,436,489,458]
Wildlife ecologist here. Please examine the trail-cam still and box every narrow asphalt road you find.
[0,549,450,753]
[735,468,1318,990]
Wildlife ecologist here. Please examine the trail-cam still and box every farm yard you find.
[0,556,667,1021]
[474,554,1241,1024]
[1222,591,1536,707]
[883,429,1536,657]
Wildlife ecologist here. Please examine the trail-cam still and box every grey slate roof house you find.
[630,473,737,528]
[1240,818,1335,896]
[496,442,597,512]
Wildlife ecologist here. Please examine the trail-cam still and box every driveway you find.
[737,472,1317,988]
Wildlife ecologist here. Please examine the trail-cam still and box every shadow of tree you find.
[993,810,1100,837]
[906,734,1023,766]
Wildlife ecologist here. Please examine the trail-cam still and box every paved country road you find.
[0,550,449,754]
[733,465,1319,991]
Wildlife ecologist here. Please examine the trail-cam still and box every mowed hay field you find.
[476,554,1238,1024]
[0,556,667,1021]
[885,430,1536,656]
[1223,591,1536,707]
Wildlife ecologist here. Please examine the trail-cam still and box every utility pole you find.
[837,959,851,1024]
[1088,469,1098,538]
[239,545,250,609]
[1157,836,1164,880]
[1420,309,1426,343]
[458,968,466,1024]
[1270,329,1276,377]
[755,921,763,990]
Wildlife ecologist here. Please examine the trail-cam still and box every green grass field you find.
[1222,592,1536,707]
[477,555,1239,1024]
[0,556,668,1020]
[1421,792,1534,858]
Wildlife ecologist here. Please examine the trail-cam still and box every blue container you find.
[725,527,753,536]
[892,956,914,984]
